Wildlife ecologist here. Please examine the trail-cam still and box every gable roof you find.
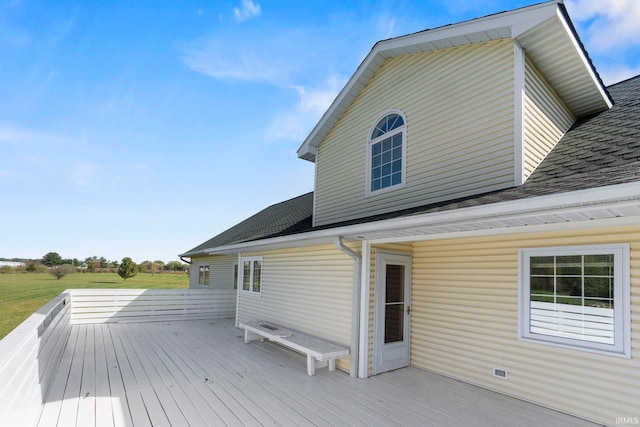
[181,75,640,257]
[297,0,612,162]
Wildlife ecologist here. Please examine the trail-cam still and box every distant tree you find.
[98,257,109,268]
[150,262,163,276]
[118,257,138,280]
[42,252,63,267]
[26,262,39,273]
[138,260,151,273]
[51,264,76,280]
[60,258,83,267]
[166,261,188,272]
[86,259,100,273]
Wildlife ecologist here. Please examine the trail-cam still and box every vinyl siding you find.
[189,255,236,289]
[523,58,575,179]
[410,225,640,425]
[314,39,515,227]
[237,244,355,372]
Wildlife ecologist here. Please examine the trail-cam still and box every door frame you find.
[373,251,412,375]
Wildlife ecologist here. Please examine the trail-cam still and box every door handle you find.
[406,306,411,315]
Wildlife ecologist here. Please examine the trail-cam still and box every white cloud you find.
[598,65,640,86]
[565,1,640,85]
[377,16,397,39]
[566,0,640,52]
[267,74,345,142]
[233,0,261,22]
[182,39,291,84]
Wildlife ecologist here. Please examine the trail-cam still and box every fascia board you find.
[297,1,561,161]
[552,7,612,109]
[202,181,640,254]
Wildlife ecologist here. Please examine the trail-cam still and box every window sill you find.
[518,336,630,359]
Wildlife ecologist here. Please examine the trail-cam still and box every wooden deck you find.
[36,318,596,427]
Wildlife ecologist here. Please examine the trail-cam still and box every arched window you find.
[368,112,406,194]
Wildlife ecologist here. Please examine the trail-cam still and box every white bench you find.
[240,321,349,376]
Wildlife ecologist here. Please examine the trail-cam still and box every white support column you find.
[358,240,371,379]
[235,253,242,328]
[335,237,362,378]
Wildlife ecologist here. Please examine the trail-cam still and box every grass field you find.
[0,272,189,339]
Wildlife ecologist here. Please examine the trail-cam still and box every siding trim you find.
[513,42,525,186]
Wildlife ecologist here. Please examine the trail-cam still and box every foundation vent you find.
[493,368,509,379]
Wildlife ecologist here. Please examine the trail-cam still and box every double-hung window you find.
[367,111,406,195]
[519,244,630,357]
[198,265,210,286]
[240,257,262,295]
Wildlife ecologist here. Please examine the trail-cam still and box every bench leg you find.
[307,355,316,376]
[328,359,336,372]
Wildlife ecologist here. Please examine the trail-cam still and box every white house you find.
[181,1,640,424]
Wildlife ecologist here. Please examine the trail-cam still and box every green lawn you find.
[0,272,189,339]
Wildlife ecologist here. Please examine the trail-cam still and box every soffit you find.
[515,12,611,117]
[343,199,640,243]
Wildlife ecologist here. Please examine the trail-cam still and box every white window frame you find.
[239,256,262,296]
[198,264,210,286]
[366,110,407,196]
[518,244,631,358]
[232,261,238,290]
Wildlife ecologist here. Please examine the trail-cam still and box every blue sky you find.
[1,0,639,263]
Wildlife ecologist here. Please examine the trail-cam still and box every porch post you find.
[358,240,371,379]
[334,237,362,378]
[235,252,242,328]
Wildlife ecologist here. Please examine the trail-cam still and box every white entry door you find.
[374,252,411,374]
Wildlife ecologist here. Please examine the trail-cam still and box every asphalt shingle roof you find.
[182,75,640,256]
[181,193,313,256]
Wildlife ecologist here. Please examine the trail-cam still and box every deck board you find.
[37,318,597,427]
[56,324,86,427]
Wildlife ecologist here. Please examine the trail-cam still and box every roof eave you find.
[194,181,640,255]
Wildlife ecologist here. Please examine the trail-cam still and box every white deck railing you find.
[0,288,235,427]
[70,288,236,323]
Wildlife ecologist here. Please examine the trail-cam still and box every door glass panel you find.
[385,304,403,343]
[386,264,404,303]
[385,264,405,343]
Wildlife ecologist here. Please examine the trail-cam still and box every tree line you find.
[1,252,188,280]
